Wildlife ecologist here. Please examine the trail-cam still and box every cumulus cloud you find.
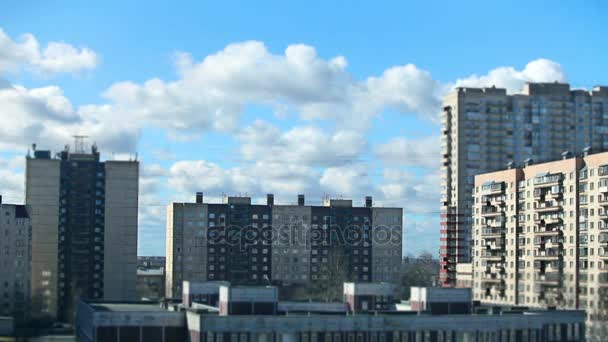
[238,120,367,167]
[98,41,444,137]
[453,58,567,93]
[0,83,138,152]
[0,28,99,75]
[375,136,440,169]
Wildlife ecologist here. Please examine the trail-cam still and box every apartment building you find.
[441,82,608,286]
[165,194,402,299]
[472,150,608,321]
[0,201,31,321]
[26,144,139,322]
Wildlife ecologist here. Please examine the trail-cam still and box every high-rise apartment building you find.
[472,150,608,321]
[0,201,31,321]
[165,194,402,299]
[440,83,608,286]
[26,144,139,322]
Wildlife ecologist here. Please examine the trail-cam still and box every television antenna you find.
[73,135,88,153]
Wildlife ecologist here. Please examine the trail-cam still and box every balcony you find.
[535,227,563,237]
[481,207,504,218]
[481,182,504,195]
[537,216,562,226]
[535,272,562,286]
[536,249,562,261]
[535,203,562,213]
[600,185,608,194]
[599,272,608,286]
[534,174,562,188]
[481,251,505,262]
[481,227,504,238]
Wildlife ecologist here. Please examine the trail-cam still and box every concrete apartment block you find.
[166,195,403,300]
[165,203,209,299]
[0,203,32,321]
[26,156,61,319]
[472,150,608,322]
[26,145,139,322]
[103,161,139,301]
[441,83,608,286]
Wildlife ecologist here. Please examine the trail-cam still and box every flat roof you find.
[90,302,166,312]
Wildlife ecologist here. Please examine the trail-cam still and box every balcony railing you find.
[481,227,505,237]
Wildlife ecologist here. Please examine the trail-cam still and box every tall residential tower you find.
[440,83,608,286]
[26,143,139,322]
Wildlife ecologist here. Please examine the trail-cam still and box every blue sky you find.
[0,0,606,256]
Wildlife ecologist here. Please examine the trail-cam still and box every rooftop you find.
[89,302,167,312]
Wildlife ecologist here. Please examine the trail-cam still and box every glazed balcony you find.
[534,174,562,188]
[535,203,562,213]
[535,272,562,286]
[535,227,563,237]
[481,207,504,218]
[536,249,563,261]
[481,227,505,239]
[481,182,504,195]
[481,250,505,262]
[536,216,563,226]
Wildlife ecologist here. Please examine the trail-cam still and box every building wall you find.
[103,161,139,302]
[166,197,403,299]
[0,205,32,321]
[472,151,608,321]
[26,157,61,319]
[441,84,608,286]
[371,207,403,283]
[271,205,311,283]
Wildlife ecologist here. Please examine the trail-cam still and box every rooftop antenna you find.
[73,135,88,153]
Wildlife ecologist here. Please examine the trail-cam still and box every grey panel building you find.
[0,202,32,322]
[26,144,139,322]
[165,194,402,299]
[440,83,608,286]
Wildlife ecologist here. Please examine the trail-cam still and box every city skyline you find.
[0,1,607,258]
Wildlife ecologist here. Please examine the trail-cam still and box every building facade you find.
[26,144,139,322]
[165,194,402,299]
[472,151,608,321]
[441,83,608,286]
[0,202,31,321]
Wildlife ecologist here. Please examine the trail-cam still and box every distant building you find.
[26,143,139,322]
[472,150,608,323]
[138,256,165,269]
[441,83,608,286]
[0,202,31,322]
[76,284,587,342]
[165,194,402,299]
[136,268,165,300]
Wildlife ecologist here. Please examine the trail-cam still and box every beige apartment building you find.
[166,194,402,299]
[441,83,608,286]
[472,150,608,321]
[26,145,139,322]
[0,202,31,321]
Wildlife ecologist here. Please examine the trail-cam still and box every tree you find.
[308,248,349,302]
[399,251,439,299]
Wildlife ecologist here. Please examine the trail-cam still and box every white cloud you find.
[238,120,367,167]
[0,83,138,152]
[98,41,444,138]
[453,58,567,93]
[0,28,99,75]
[375,136,440,169]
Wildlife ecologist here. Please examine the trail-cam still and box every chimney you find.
[267,194,274,206]
[523,158,533,167]
[298,194,305,206]
[561,151,571,160]
[196,192,203,204]
[583,146,592,157]
[365,196,372,208]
